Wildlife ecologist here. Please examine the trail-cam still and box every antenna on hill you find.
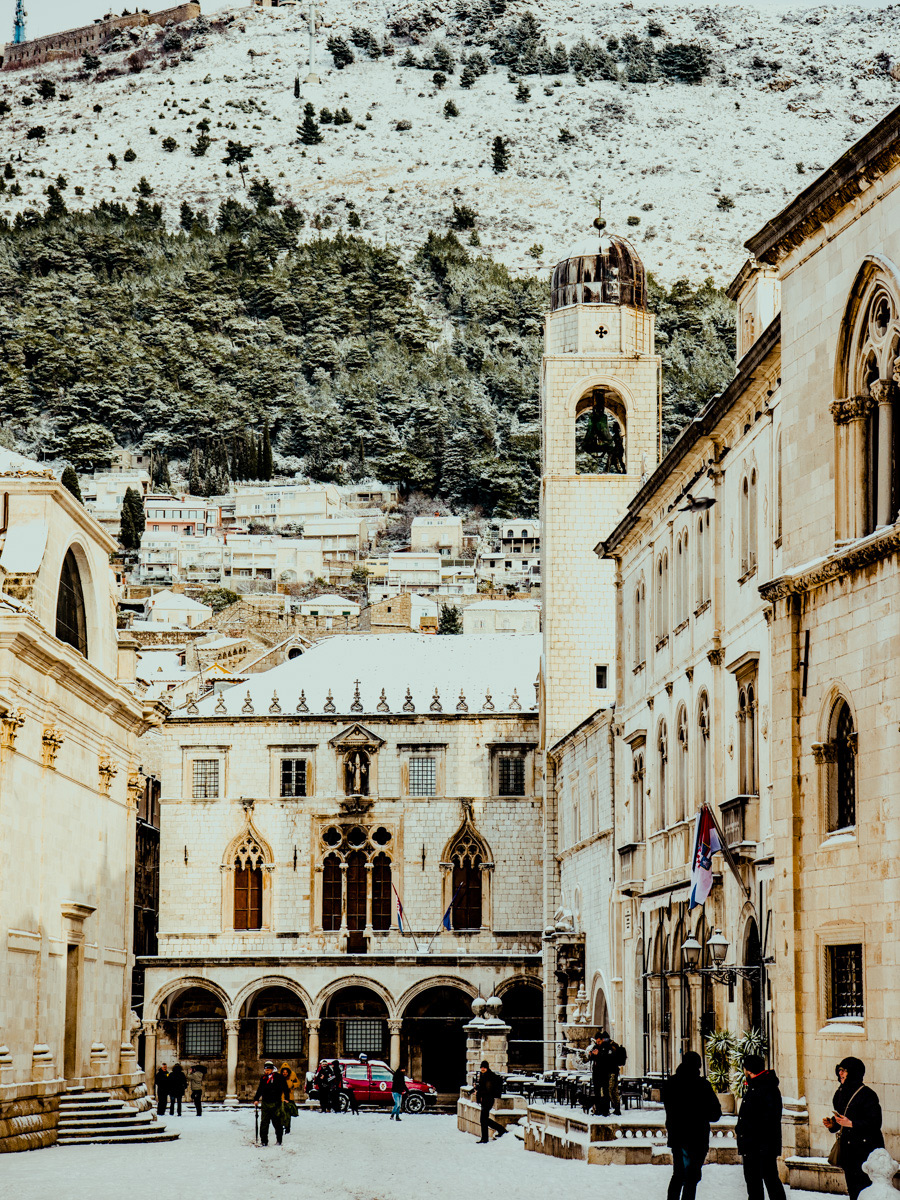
[305,0,320,84]
[13,0,27,45]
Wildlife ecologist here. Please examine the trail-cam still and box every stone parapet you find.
[0,1079,64,1154]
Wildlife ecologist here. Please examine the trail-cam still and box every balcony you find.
[617,842,645,895]
[719,794,759,859]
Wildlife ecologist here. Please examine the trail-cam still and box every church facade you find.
[140,634,544,1101]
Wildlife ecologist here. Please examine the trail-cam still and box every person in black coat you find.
[822,1057,884,1200]
[391,1065,408,1122]
[167,1063,187,1116]
[154,1064,169,1116]
[474,1061,506,1144]
[254,1059,290,1147]
[735,1054,786,1200]
[587,1032,616,1117]
[663,1051,722,1200]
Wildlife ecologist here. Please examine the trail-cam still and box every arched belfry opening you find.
[575,386,627,474]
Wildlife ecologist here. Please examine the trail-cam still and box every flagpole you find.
[425,883,463,954]
[391,883,420,951]
[704,802,751,899]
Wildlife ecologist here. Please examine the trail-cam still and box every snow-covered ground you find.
[0,1107,819,1200]
[2,0,899,282]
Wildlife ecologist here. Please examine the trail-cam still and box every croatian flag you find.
[392,885,406,934]
[689,806,723,910]
[442,884,463,931]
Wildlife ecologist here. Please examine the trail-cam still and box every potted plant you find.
[705,1029,736,1114]
[729,1028,767,1101]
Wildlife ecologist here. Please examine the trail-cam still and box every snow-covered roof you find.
[0,447,49,476]
[189,634,541,718]
[465,600,541,611]
[137,650,190,680]
[302,593,360,608]
[0,518,49,573]
[148,590,212,611]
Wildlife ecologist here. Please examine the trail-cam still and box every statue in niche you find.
[345,750,370,796]
[578,389,625,474]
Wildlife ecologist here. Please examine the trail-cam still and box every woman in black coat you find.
[154,1065,169,1116]
[663,1051,722,1200]
[822,1057,884,1200]
[167,1063,187,1116]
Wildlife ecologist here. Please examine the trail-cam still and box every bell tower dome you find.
[541,207,660,743]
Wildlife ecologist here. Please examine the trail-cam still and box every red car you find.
[308,1059,437,1113]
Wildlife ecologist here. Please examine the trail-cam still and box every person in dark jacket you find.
[474,1060,506,1144]
[391,1065,408,1121]
[314,1062,333,1112]
[735,1054,786,1200]
[663,1051,722,1200]
[254,1059,290,1146]
[330,1061,344,1112]
[154,1064,169,1116]
[587,1032,615,1116]
[167,1063,187,1116]
[822,1057,884,1200]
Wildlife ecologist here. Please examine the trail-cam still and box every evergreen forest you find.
[0,196,735,514]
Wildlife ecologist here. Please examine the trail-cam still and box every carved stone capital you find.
[707,647,725,667]
[811,741,837,764]
[306,1019,321,1032]
[127,772,144,808]
[871,378,894,404]
[225,1019,241,1035]
[98,754,118,795]
[41,726,64,769]
[142,1021,160,1037]
[387,1019,403,1035]
[847,394,875,421]
[0,708,25,753]
[830,399,853,425]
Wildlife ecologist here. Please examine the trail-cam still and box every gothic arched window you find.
[737,673,759,796]
[444,818,491,931]
[675,705,689,824]
[234,863,262,930]
[655,721,668,833]
[575,389,627,475]
[656,552,669,642]
[696,692,710,809]
[322,853,341,931]
[833,261,900,538]
[632,749,645,842]
[740,472,758,576]
[827,699,857,832]
[56,549,87,656]
[372,852,392,930]
[633,579,645,667]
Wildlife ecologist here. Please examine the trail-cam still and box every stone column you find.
[829,400,852,540]
[224,1019,240,1107]
[339,862,349,951]
[142,1022,158,1090]
[388,1019,402,1070]
[307,1019,321,1072]
[364,861,374,940]
[846,396,874,537]
[872,380,894,526]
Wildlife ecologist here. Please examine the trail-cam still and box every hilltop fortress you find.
[1,4,201,71]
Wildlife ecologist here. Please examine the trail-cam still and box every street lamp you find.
[681,929,763,985]
[681,934,702,968]
[708,929,729,965]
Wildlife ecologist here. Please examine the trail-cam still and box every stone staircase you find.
[57,1088,179,1146]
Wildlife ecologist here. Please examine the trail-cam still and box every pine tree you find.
[294,75,300,98]
[119,501,137,550]
[516,80,530,102]
[298,103,323,145]
[180,200,195,231]
[459,64,477,89]
[188,447,204,495]
[491,136,510,173]
[443,100,459,118]
[260,420,274,480]
[125,486,145,542]
[438,603,462,634]
[61,466,82,503]
[326,36,354,69]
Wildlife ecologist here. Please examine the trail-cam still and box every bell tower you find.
[541,211,660,744]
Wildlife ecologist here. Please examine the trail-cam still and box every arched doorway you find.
[742,919,763,1035]
[501,981,543,1074]
[592,987,609,1033]
[158,985,227,1100]
[238,986,309,1101]
[320,985,389,1062]
[402,986,472,1096]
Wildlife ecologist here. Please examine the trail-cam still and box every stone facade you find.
[141,635,544,1101]
[1,4,201,71]
[748,108,900,1182]
[0,453,160,1151]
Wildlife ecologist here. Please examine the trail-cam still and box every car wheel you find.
[338,1092,351,1112]
[404,1094,426,1115]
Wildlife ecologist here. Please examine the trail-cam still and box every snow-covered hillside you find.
[1,0,897,282]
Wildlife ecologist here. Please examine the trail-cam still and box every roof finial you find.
[593,196,606,234]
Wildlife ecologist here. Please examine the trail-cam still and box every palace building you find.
[139,634,544,1102]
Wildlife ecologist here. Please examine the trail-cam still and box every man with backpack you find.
[588,1031,626,1117]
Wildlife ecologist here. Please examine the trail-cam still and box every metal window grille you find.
[498,752,525,796]
[264,1020,304,1055]
[408,756,436,797]
[183,1021,223,1057]
[344,1019,383,1056]
[281,758,307,798]
[828,944,864,1020]
[192,759,219,799]
[834,705,856,829]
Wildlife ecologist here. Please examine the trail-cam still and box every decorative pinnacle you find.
[593,197,606,233]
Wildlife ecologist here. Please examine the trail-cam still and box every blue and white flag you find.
[689,805,723,910]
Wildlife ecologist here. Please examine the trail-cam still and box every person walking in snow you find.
[474,1060,506,1144]
[154,1064,169,1116]
[390,1065,408,1121]
[188,1066,205,1116]
[279,1063,300,1133]
[662,1050,722,1200]
[254,1059,290,1147]
[822,1057,884,1200]
[735,1054,786,1200]
[167,1063,187,1116]
[314,1062,333,1112]
[330,1061,344,1111]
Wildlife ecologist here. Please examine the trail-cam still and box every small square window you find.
[281,758,307,798]
[344,1019,383,1056]
[497,751,526,796]
[595,664,609,689]
[192,758,219,799]
[264,1019,303,1055]
[827,943,864,1020]
[409,755,436,797]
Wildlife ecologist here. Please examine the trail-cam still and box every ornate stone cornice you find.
[760,525,900,601]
